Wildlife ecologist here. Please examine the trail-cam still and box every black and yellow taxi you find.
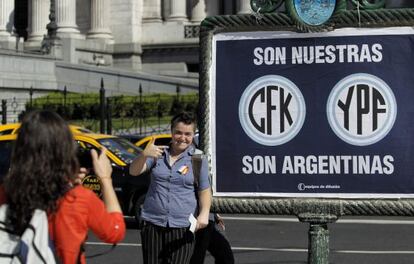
[0,123,94,136]
[134,133,199,148]
[0,124,150,225]
[134,133,172,148]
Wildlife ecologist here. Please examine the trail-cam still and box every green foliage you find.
[27,92,199,132]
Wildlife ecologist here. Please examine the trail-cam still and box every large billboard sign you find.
[211,27,414,198]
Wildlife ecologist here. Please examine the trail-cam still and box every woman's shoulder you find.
[57,185,101,215]
[63,185,98,201]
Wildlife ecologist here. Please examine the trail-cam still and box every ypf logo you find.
[239,75,306,146]
[327,73,397,146]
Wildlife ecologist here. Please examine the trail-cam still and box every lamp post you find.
[46,0,57,40]
[42,0,60,54]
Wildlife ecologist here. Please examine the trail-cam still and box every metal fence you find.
[0,83,198,136]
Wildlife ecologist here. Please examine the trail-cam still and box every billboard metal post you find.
[299,214,338,264]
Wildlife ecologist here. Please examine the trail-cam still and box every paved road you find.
[85,215,414,263]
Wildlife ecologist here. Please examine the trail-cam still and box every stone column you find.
[167,0,187,21]
[191,0,206,22]
[87,0,112,40]
[238,0,251,14]
[206,0,220,16]
[0,0,15,41]
[55,0,80,38]
[26,0,50,47]
[143,0,162,23]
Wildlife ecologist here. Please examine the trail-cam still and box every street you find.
[86,214,414,264]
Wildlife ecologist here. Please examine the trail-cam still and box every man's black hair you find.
[170,112,196,131]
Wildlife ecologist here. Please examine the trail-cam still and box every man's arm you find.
[196,188,211,230]
[129,137,167,176]
[129,154,148,176]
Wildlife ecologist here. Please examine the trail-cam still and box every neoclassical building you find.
[1,0,251,78]
[0,0,251,121]
[0,0,412,117]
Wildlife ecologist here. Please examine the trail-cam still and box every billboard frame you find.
[199,2,414,262]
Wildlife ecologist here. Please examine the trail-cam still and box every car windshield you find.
[98,138,142,164]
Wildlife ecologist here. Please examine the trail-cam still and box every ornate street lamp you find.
[46,0,57,39]
[42,0,59,53]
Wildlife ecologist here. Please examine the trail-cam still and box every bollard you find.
[1,100,6,124]
[106,97,112,134]
[139,84,142,135]
[100,78,106,134]
[29,86,33,108]
[298,213,338,264]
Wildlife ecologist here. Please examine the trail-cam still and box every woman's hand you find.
[73,167,89,185]
[91,147,112,180]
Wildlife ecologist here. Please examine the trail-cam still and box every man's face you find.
[171,122,195,153]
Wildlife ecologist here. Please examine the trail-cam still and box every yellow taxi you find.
[134,134,171,148]
[0,127,149,226]
[0,123,19,135]
[0,123,93,136]
[134,132,200,148]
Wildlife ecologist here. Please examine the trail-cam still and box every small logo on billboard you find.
[239,75,306,146]
[327,73,397,146]
[298,183,341,191]
[298,183,306,191]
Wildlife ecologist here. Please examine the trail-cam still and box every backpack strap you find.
[191,153,203,192]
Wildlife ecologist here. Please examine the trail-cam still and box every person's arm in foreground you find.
[86,147,125,244]
[129,137,167,176]
[91,147,121,213]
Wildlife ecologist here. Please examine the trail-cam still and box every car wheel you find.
[134,194,146,228]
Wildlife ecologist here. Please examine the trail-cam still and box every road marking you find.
[125,215,414,225]
[231,247,306,252]
[85,242,414,255]
[221,216,414,225]
[335,250,414,254]
[222,216,299,222]
[87,242,141,247]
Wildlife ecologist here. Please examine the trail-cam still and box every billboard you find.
[211,27,414,198]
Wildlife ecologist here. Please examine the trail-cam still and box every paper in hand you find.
[189,213,197,233]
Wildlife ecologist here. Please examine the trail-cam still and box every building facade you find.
[3,0,251,76]
[0,0,413,117]
[0,0,252,121]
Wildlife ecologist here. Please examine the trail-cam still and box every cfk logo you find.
[327,73,397,146]
[239,75,306,146]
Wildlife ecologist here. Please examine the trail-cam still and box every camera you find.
[77,147,93,169]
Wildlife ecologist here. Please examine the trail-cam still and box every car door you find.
[0,138,13,182]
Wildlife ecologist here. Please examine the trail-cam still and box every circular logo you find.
[298,183,306,191]
[239,75,306,146]
[82,175,102,197]
[327,73,397,146]
[294,0,336,26]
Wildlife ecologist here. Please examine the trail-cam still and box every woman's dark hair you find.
[4,110,79,234]
[170,112,196,131]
